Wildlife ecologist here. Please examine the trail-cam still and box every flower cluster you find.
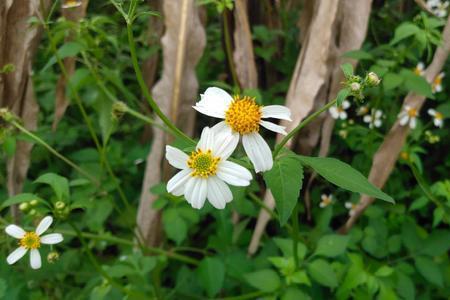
[166,87,291,209]
[318,194,359,216]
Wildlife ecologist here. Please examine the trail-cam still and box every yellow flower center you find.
[433,76,442,86]
[407,108,417,117]
[225,96,262,135]
[187,149,220,178]
[19,232,41,250]
[435,112,443,120]
[414,67,422,76]
[322,197,331,205]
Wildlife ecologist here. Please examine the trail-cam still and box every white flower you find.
[398,105,418,129]
[329,100,351,120]
[428,108,444,128]
[193,87,292,173]
[432,72,445,93]
[426,0,449,17]
[319,194,333,208]
[5,216,63,269]
[345,202,357,216]
[363,109,383,129]
[62,0,82,9]
[165,127,252,209]
[414,62,425,76]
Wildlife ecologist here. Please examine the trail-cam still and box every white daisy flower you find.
[345,202,357,216]
[363,109,383,129]
[428,108,444,128]
[319,194,333,208]
[427,0,449,17]
[414,62,425,76]
[329,100,351,120]
[165,127,252,209]
[5,216,63,269]
[193,87,292,173]
[398,105,419,129]
[62,0,82,9]
[432,72,445,93]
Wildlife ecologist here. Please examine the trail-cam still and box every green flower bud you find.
[47,251,60,263]
[55,201,65,210]
[366,72,381,86]
[350,82,361,92]
[30,199,39,206]
[19,202,29,211]
[29,209,37,216]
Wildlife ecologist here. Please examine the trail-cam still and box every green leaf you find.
[421,230,450,256]
[432,207,444,227]
[390,22,421,45]
[396,272,415,300]
[400,69,434,98]
[342,50,373,60]
[374,266,394,277]
[273,238,307,260]
[34,173,70,201]
[314,234,350,258]
[383,73,404,91]
[414,256,443,287]
[336,88,350,106]
[263,155,304,225]
[162,208,187,245]
[307,259,338,288]
[3,136,16,157]
[341,63,354,78]
[244,269,281,292]
[197,257,225,297]
[1,193,44,210]
[41,42,85,72]
[281,287,310,300]
[297,156,394,203]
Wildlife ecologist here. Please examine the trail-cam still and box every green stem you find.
[273,99,338,157]
[222,9,241,91]
[248,192,293,231]
[11,121,99,185]
[408,162,445,212]
[291,204,300,268]
[59,228,200,266]
[126,22,195,145]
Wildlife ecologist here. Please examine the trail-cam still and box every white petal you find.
[339,111,348,120]
[260,120,287,135]
[36,216,53,236]
[374,119,382,127]
[321,194,327,201]
[319,202,326,208]
[197,127,215,151]
[207,177,232,209]
[435,119,443,128]
[6,247,27,265]
[211,121,233,136]
[30,249,41,269]
[167,169,192,196]
[345,202,353,209]
[342,100,351,109]
[213,131,239,160]
[363,115,371,123]
[428,109,436,116]
[5,225,25,239]
[399,115,409,126]
[261,105,292,121]
[375,110,383,118]
[242,133,273,173]
[165,146,188,170]
[217,161,252,186]
[185,177,207,209]
[193,87,233,119]
[329,107,339,119]
[40,233,63,245]
[410,117,417,129]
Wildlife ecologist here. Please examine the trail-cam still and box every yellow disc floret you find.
[187,149,220,178]
[19,232,41,250]
[407,107,418,117]
[225,96,262,135]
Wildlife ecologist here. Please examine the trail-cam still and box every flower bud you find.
[112,101,128,120]
[400,151,409,161]
[350,82,361,92]
[30,199,39,206]
[55,201,66,210]
[47,251,60,263]
[29,209,37,216]
[19,202,29,211]
[366,72,381,86]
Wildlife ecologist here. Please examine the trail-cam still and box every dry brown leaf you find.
[233,0,258,89]
[0,0,49,220]
[136,0,206,247]
[52,0,89,130]
[341,15,450,233]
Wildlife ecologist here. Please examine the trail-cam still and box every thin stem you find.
[59,228,200,266]
[11,121,99,185]
[273,99,338,157]
[126,22,195,145]
[248,192,293,231]
[222,9,241,91]
[291,204,300,268]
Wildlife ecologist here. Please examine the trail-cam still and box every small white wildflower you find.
[414,62,425,76]
[5,216,63,269]
[363,109,383,129]
[432,72,445,93]
[427,0,449,17]
[398,105,418,129]
[329,100,351,120]
[319,194,333,208]
[428,108,444,128]
[345,202,357,217]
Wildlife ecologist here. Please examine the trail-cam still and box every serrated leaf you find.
[341,63,353,78]
[297,156,394,203]
[400,69,434,98]
[307,259,338,288]
[314,234,349,258]
[390,22,421,45]
[336,88,350,106]
[383,72,404,91]
[1,193,44,210]
[162,208,187,245]
[273,238,307,260]
[197,257,225,297]
[34,173,70,201]
[263,155,304,225]
[244,269,281,292]
[415,256,443,287]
